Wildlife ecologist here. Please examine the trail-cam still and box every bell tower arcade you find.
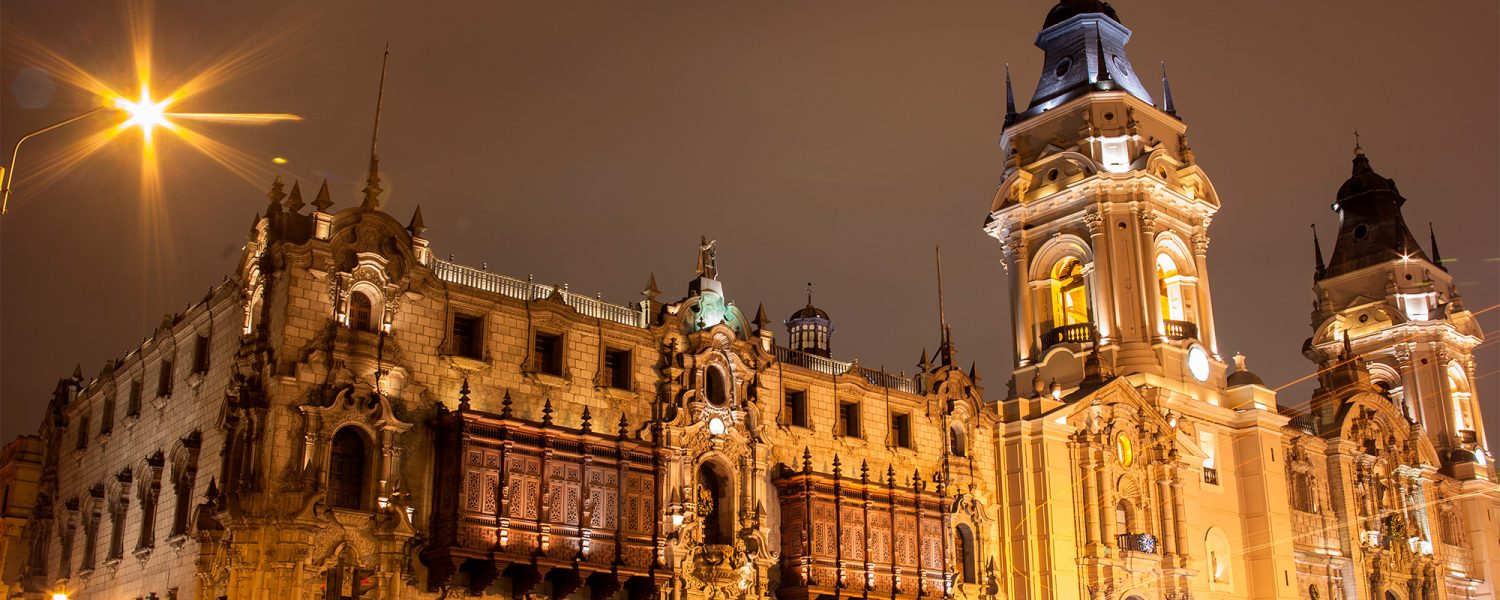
[984,0,1226,400]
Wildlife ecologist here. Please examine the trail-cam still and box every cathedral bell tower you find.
[1305,144,1489,477]
[984,0,1226,399]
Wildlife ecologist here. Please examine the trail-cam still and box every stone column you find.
[1011,235,1035,366]
[1191,229,1219,355]
[1076,437,1099,552]
[1084,210,1116,343]
[1137,207,1163,341]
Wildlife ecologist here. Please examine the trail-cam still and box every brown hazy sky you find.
[2,1,1496,446]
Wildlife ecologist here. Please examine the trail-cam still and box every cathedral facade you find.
[3,2,1496,600]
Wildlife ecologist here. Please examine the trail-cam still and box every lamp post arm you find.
[1,106,108,216]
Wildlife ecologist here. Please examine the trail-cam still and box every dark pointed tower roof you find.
[1322,144,1429,279]
[1429,223,1447,272]
[1023,0,1153,117]
[406,205,426,236]
[312,179,333,212]
[1311,224,1326,278]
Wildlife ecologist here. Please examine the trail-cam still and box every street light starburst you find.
[113,84,175,144]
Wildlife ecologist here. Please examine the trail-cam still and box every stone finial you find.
[860,460,869,484]
[1232,352,1248,372]
[407,205,426,237]
[285,181,305,213]
[753,303,770,332]
[643,272,660,302]
[887,465,897,488]
[1003,63,1017,125]
[802,447,813,474]
[457,378,472,411]
[1160,61,1176,116]
[1312,224,1326,278]
[1429,223,1446,272]
[500,390,513,418]
[541,397,554,427]
[580,406,593,435]
[265,175,286,214]
[617,413,630,438]
[832,455,842,478]
[312,179,333,212]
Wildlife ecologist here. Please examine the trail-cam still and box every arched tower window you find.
[956,523,978,584]
[1156,254,1186,321]
[704,366,729,407]
[1049,257,1090,328]
[697,463,732,545]
[949,426,968,458]
[328,427,369,510]
[1448,365,1473,433]
[350,291,376,332]
[1114,499,1134,534]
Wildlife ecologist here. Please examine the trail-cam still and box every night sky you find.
[2,1,1496,448]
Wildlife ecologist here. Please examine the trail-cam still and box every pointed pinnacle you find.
[541,396,554,426]
[754,303,770,331]
[266,176,286,213]
[1004,63,1017,122]
[458,378,472,411]
[1160,62,1176,116]
[312,179,333,212]
[580,406,593,434]
[919,347,930,367]
[285,181,305,213]
[73,363,83,379]
[618,412,630,437]
[1429,223,1446,271]
[407,205,426,237]
[1312,224,1326,277]
[643,272,660,300]
[500,390,514,418]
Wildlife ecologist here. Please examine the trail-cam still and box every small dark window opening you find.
[697,464,732,545]
[328,428,369,510]
[705,367,729,406]
[127,381,142,416]
[534,331,563,375]
[957,524,978,584]
[839,402,861,438]
[100,395,115,435]
[950,426,968,457]
[157,360,174,397]
[892,413,912,449]
[350,293,375,331]
[785,390,808,427]
[604,348,631,390]
[452,313,484,359]
[192,334,211,374]
[75,416,90,450]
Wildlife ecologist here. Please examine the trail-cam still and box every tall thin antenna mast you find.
[362,43,390,210]
[936,244,951,361]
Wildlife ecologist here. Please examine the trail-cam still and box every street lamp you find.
[51,592,69,600]
[0,106,107,216]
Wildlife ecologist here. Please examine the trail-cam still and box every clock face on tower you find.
[1187,345,1211,382]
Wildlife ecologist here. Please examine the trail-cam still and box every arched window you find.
[697,463,732,545]
[1448,365,1473,432]
[1049,257,1090,327]
[349,292,376,332]
[1156,254,1186,321]
[955,524,978,584]
[1114,499,1134,534]
[705,366,728,407]
[328,428,369,510]
[949,426,967,458]
[1290,471,1318,513]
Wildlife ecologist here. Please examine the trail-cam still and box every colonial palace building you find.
[2,2,1494,599]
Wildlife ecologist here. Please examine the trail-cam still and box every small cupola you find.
[785,285,834,357]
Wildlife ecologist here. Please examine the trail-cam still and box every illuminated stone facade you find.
[8,2,1497,600]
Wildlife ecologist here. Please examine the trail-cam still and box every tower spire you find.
[1429,223,1447,271]
[1003,64,1017,125]
[1160,62,1176,116]
[361,44,391,211]
[1312,224,1326,278]
[936,244,954,365]
[1353,129,1363,156]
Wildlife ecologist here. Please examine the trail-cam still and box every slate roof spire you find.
[361,44,391,211]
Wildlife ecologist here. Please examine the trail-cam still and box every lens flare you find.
[113,84,174,143]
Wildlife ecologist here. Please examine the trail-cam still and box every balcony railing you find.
[1458,430,1478,445]
[772,346,919,395]
[1042,322,1095,348]
[1202,467,1219,485]
[1162,319,1198,341]
[432,259,648,328]
[1116,533,1158,554]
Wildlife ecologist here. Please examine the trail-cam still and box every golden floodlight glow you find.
[271,157,288,164]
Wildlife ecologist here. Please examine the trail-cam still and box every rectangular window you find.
[157,360,174,397]
[534,331,563,376]
[127,380,142,416]
[604,348,632,390]
[785,390,808,427]
[451,313,484,359]
[892,413,912,449]
[1199,431,1219,485]
[192,334,211,374]
[839,402,861,438]
[100,395,114,435]
[75,416,90,450]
